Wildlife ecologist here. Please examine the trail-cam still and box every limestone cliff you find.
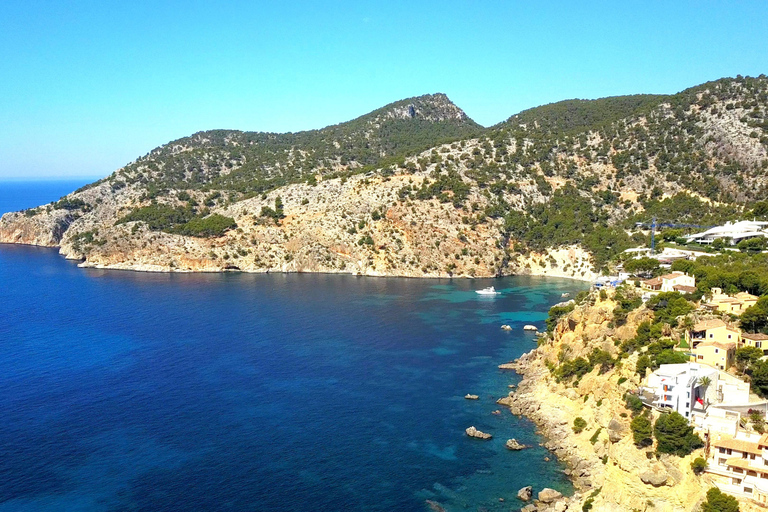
[506,291,715,511]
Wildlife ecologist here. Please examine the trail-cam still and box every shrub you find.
[625,394,644,414]
[590,428,602,445]
[573,417,587,433]
[691,457,707,475]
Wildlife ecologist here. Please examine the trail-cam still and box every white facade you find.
[686,221,768,245]
[644,363,718,418]
[660,272,695,292]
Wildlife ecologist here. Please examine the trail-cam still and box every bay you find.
[0,181,587,511]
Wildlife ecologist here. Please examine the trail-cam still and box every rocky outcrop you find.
[465,426,492,439]
[537,488,563,503]
[517,486,533,501]
[505,438,527,450]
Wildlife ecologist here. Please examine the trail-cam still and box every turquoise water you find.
[0,182,587,511]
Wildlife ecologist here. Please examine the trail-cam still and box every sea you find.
[0,180,588,512]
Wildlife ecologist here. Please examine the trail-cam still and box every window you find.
[758,342,763,349]
[698,355,704,360]
[728,334,732,339]
[720,448,726,453]
[745,486,754,493]
[735,468,744,473]
[715,348,720,354]
[727,449,733,455]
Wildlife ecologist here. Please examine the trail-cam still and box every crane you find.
[634,217,715,255]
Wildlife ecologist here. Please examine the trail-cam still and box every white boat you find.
[475,286,498,295]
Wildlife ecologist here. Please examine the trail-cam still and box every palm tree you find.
[698,376,712,388]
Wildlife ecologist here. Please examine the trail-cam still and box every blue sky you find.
[1,1,767,179]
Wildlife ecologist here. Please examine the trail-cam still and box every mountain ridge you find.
[2,74,767,279]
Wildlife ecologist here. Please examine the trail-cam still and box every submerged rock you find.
[465,426,492,439]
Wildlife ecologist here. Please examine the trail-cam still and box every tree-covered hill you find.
[107,93,484,197]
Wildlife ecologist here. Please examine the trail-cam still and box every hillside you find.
[1,75,767,277]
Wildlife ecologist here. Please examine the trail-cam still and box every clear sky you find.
[1,1,767,179]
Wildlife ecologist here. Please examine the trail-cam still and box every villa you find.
[692,340,737,371]
[686,319,741,348]
[640,271,696,294]
[685,220,768,245]
[704,287,760,316]
[707,431,768,504]
[742,333,768,355]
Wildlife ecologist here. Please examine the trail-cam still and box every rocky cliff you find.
[505,291,712,511]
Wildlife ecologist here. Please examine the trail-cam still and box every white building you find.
[642,363,750,419]
[708,431,768,504]
[642,363,718,419]
[686,221,768,245]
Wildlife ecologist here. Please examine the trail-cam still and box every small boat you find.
[475,286,498,295]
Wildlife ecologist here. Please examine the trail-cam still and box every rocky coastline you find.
[497,291,714,512]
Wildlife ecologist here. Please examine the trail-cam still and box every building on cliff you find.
[642,363,751,419]
[707,431,768,504]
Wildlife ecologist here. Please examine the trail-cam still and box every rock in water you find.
[505,438,527,450]
[517,486,533,501]
[501,324,512,331]
[465,426,492,439]
[464,394,479,400]
[523,325,538,331]
[537,488,563,503]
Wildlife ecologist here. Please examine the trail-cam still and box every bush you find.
[701,487,739,512]
[691,457,707,475]
[654,412,703,456]
[590,428,602,445]
[546,302,575,334]
[625,394,644,414]
[631,414,653,447]
[573,417,587,433]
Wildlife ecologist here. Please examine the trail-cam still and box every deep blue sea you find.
[0,181,587,512]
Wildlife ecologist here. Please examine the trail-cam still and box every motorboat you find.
[475,286,499,295]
